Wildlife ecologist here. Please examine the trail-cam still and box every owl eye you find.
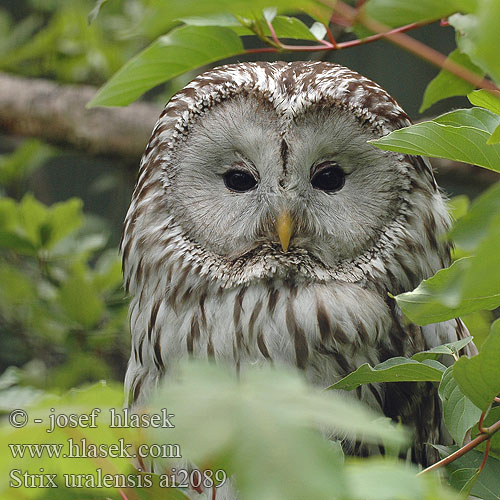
[224,170,258,192]
[311,162,345,193]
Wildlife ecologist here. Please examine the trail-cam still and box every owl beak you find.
[276,211,293,252]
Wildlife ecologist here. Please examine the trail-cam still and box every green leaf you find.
[0,195,84,253]
[450,0,500,86]
[18,193,47,248]
[438,366,482,444]
[181,14,319,40]
[449,181,500,251]
[468,91,500,145]
[0,139,54,187]
[345,458,453,500]
[88,25,244,107]
[0,264,37,307]
[179,13,243,27]
[0,382,140,499]
[147,362,402,500]
[447,194,470,222]
[420,50,483,112]
[395,235,500,325]
[328,357,445,391]
[364,0,476,28]
[449,468,481,497]
[59,264,104,328]
[468,89,500,115]
[435,107,499,130]
[0,231,36,253]
[45,198,83,248]
[453,319,500,410]
[488,123,500,144]
[459,213,500,309]
[92,251,123,293]
[0,197,18,231]
[462,310,494,350]
[412,337,474,361]
[370,107,500,173]
[395,258,470,324]
[148,362,408,500]
[471,406,500,459]
[270,16,318,40]
[435,445,500,499]
[136,0,324,39]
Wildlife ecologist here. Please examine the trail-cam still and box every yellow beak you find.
[276,211,293,252]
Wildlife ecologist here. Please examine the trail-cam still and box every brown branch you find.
[246,17,432,54]
[0,72,161,159]
[478,410,487,433]
[479,439,491,473]
[418,417,500,475]
[333,1,497,91]
[247,1,498,94]
[325,23,337,47]
[0,77,497,184]
[330,20,432,50]
[265,17,281,47]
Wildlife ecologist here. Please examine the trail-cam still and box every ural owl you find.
[121,61,473,467]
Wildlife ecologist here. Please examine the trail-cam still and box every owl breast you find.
[126,268,408,412]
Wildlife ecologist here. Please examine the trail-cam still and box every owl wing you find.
[379,315,477,465]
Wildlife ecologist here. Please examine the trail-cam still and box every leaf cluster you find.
[0,143,129,392]
[0,363,458,500]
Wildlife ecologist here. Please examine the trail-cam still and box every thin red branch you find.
[482,417,500,437]
[479,439,491,473]
[478,410,487,434]
[118,491,129,500]
[246,1,499,94]
[325,24,337,47]
[318,38,334,48]
[246,17,431,54]
[333,20,431,49]
[418,433,489,475]
[418,417,500,475]
[265,17,281,46]
[331,1,498,91]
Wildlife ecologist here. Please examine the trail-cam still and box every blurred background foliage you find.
[0,0,151,393]
[0,1,499,499]
[0,142,129,391]
[0,0,497,405]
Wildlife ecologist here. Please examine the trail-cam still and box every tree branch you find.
[332,1,497,92]
[0,72,161,159]
[0,73,498,186]
[418,417,500,475]
[247,1,498,94]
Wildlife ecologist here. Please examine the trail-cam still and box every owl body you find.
[122,62,472,467]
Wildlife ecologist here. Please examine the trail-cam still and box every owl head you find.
[122,62,450,293]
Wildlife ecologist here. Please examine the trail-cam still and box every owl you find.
[121,61,474,469]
